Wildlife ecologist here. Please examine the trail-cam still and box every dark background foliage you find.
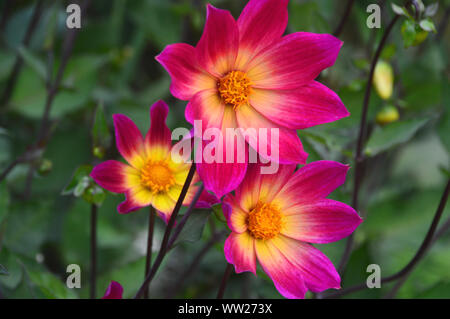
[0,0,449,299]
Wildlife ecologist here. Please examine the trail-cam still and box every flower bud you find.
[376,105,400,125]
[373,60,394,100]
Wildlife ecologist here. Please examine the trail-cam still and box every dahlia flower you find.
[156,0,349,198]
[223,161,362,298]
[90,100,218,223]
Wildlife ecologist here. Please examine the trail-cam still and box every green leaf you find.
[26,269,78,299]
[365,118,429,156]
[62,165,93,195]
[0,264,9,276]
[212,203,226,223]
[401,20,417,48]
[0,181,10,224]
[391,3,411,17]
[419,19,437,33]
[91,103,111,157]
[425,3,439,17]
[416,281,450,298]
[172,209,213,247]
[16,46,47,81]
[82,185,106,206]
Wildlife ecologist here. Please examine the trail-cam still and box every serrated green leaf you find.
[172,209,213,247]
[365,118,429,156]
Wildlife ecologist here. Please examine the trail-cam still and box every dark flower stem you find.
[23,0,90,199]
[326,178,450,298]
[90,204,98,299]
[166,183,205,250]
[143,206,155,299]
[0,0,44,108]
[134,163,197,299]
[165,230,227,298]
[333,0,355,37]
[216,263,233,299]
[337,14,400,275]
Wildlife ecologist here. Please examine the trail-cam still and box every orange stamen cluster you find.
[218,70,252,110]
[140,160,175,194]
[247,201,283,240]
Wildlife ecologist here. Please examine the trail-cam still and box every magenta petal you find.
[250,81,350,130]
[156,43,215,100]
[196,4,239,77]
[145,100,172,150]
[102,281,123,299]
[235,104,308,164]
[117,192,143,214]
[247,32,342,89]
[90,160,130,193]
[282,199,362,244]
[237,0,288,57]
[223,194,248,233]
[236,162,296,212]
[185,89,225,129]
[113,114,145,168]
[197,159,247,199]
[255,239,308,299]
[275,161,350,208]
[272,237,341,293]
[224,232,256,275]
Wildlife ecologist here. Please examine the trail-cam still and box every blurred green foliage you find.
[0,0,449,299]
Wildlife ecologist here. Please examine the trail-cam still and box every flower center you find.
[140,161,175,193]
[218,70,252,110]
[247,201,283,240]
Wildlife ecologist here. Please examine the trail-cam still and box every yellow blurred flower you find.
[373,60,394,100]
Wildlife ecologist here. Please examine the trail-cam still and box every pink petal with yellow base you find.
[224,232,256,274]
[274,161,349,209]
[112,114,145,169]
[236,0,288,67]
[246,32,342,90]
[155,43,215,100]
[281,199,362,244]
[249,81,349,130]
[236,104,308,164]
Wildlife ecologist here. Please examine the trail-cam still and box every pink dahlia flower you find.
[156,0,349,198]
[90,100,218,223]
[102,281,123,299]
[223,161,362,298]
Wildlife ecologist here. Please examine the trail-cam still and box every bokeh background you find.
[0,0,449,299]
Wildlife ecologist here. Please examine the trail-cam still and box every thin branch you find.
[90,204,97,299]
[143,206,155,299]
[0,0,44,107]
[134,163,197,299]
[437,6,450,41]
[325,178,450,298]
[216,263,233,299]
[333,0,355,37]
[165,230,227,298]
[23,0,90,198]
[337,14,400,274]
